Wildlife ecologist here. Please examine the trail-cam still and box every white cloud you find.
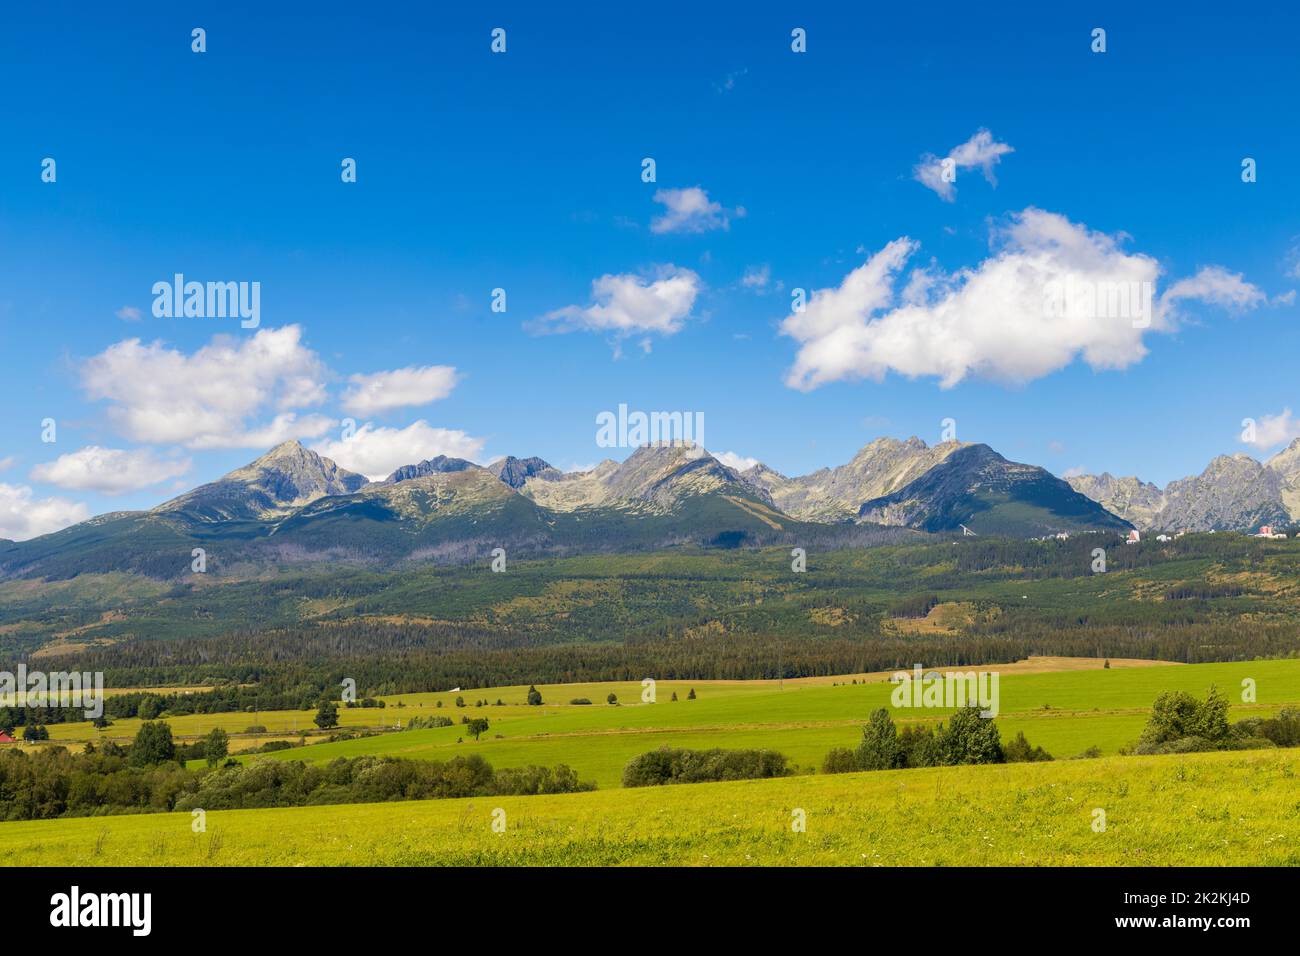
[715,451,760,471]
[0,483,89,541]
[80,325,331,449]
[341,365,460,416]
[30,446,192,495]
[913,129,1014,202]
[1161,266,1266,312]
[1062,465,1088,479]
[115,306,143,321]
[1284,238,1300,279]
[781,208,1265,391]
[742,264,771,290]
[0,456,14,473]
[1244,408,1300,450]
[650,187,744,234]
[312,420,487,481]
[533,266,702,348]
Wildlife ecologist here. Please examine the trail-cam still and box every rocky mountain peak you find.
[385,456,479,484]
[154,441,367,521]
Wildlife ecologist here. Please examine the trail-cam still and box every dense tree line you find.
[0,733,592,822]
[4,533,1298,702]
[6,614,1299,722]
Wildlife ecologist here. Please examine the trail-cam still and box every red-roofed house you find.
[0,732,14,744]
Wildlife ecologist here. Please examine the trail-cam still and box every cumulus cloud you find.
[650,187,744,234]
[115,306,143,321]
[532,266,701,350]
[312,420,487,481]
[80,325,331,449]
[913,129,1014,202]
[0,483,89,541]
[341,365,460,416]
[0,456,14,472]
[30,446,192,495]
[715,450,760,471]
[1244,408,1300,450]
[781,208,1265,391]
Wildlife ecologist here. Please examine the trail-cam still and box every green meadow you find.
[4,748,1297,866]
[135,657,1300,787]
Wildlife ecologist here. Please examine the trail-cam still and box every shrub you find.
[821,747,858,774]
[936,706,1004,765]
[1002,731,1053,763]
[622,747,790,787]
[897,724,942,767]
[1135,687,1232,754]
[404,715,454,730]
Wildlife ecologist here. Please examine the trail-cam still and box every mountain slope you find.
[155,441,368,522]
[742,437,966,522]
[1160,455,1290,532]
[488,456,562,489]
[1064,473,1166,530]
[858,444,1132,535]
[1069,448,1300,532]
[1267,438,1300,483]
[385,456,476,484]
[520,443,778,514]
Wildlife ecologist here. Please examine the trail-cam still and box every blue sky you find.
[1,1,1297,538]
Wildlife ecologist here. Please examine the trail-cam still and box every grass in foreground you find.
[4,748,1298,866]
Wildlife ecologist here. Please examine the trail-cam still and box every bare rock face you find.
[1070,451,1297,532]
[355,467,517,523]
[1160,455,1290,532]
[855,444,1130,535]
[518,443,771,513]
[385,456,477,484]
[154,440,368,521]
[1065,473,1166,529]
[1268,438,1300,480]
[487,456,562,489]
[743,437,968,522]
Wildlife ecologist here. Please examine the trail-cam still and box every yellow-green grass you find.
[37,702,397,744]
[177,658,1300,786]
[4,748,1297,866]
[25,658,1300,788]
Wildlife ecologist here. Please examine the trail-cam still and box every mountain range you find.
[2,435,1294,581]
[1066,438,1300,533]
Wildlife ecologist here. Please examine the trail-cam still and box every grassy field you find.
[3,748,1297,866]
[159,657,1300,786]
[19,657,1300,788]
